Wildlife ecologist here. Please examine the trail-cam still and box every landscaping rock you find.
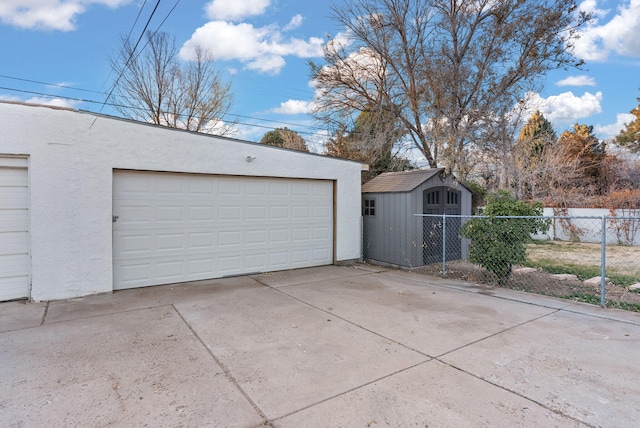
[513,267,537,274]
[629,283,640,291]
[551,274,579,281]
[584,276,608,285]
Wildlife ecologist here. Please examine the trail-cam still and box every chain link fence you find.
[362,214,640,311]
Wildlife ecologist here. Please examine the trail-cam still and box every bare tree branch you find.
[110,32,234,135]
[311,0,590,179]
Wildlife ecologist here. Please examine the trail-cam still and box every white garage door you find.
[0,157,30,301]
[113,170,334,290]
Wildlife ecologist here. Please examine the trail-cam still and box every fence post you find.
[601,215,606,307]
[442,214,447,278]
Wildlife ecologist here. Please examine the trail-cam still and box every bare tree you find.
[110,32,234,135]
[311,0,590,179]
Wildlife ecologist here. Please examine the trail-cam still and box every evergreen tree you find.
[557,123,606,195]
[260,128,308,152]
[616,95,640,153]
[516,110,557,170]
[324,105,411,180]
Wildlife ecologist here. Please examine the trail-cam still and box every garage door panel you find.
[219,206,242,220]
[156,260,185,280]
[188,258,215,275]
[269,252,289,268]
[113,171,333,290]
[292,206,310,218]
[116,233,153,254]
[0,231,28,255]
[0,187,28,209]
[156,206,184,222]
[313,248,331,262]
[0,253,29,276]
[218,255,242,273]
[245,253,266,270]
[246,206,266,220]
[0,276,29,301]
[156,233,185,252]
[219,180,242,195]
[245,181,267,195]
[189,206,214,221]
[313,205,332,218]
[118,205,153,224]
[0,211,28,232]
[269,182,289,195]
[314,230,331,243]
[188,232,214,249]
[245,230,267,245]
[0,163,29,301]
[292,249,311,263]
[0,166,26,180]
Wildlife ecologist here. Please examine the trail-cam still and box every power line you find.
[98,0,149,93]
[0,85,329,138]
[0,74,104,94]
[0,78,325,131]
[100,0,162,112]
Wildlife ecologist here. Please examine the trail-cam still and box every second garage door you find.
[113,171,334,290]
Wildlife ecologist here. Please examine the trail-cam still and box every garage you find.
[1,101,363,301]
[0,156,29,301]
[113,170,334,290]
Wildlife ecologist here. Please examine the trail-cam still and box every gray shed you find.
[362,168,472,268]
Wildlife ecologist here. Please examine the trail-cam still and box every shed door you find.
[113,171,334,290]
[0,157,29,301]
[423,187,461,265]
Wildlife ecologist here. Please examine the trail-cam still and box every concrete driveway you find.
[1,265,639,427]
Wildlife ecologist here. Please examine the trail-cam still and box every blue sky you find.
[1,0,639,157]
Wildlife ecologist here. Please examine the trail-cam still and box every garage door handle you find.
[112,216,119,223]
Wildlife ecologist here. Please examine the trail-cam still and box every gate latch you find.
[112,215,119,223]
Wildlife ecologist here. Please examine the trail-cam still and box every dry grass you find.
[526,240,640,280]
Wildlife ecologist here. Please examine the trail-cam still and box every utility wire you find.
[98,0,149,93]
[0,85,329,138]
[0,80,326,131]
[0,74,104,94]
[100,0,162,112]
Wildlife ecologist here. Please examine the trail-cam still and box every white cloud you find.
[271,99,313,115]
[283,14,303,31]
[556,75,596,87]
[0,93,79,108]
[595,112,635,138]
[0,94,22,102]
[179,21,324,75]
[574,0,640,61]
[526,91,603,124]
[0,0,130,31]
[205,0,270,21]
[25,96,79,108]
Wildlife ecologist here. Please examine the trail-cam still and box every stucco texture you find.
[0,102,363,301]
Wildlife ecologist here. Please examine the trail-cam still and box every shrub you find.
[460,191,550,285]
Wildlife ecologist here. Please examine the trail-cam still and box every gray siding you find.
[363,192,420,267]
[363,174,473,267]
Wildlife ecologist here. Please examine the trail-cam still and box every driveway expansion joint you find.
[261,281,435,360]
[437,358,597,428]
[434,309,561,360]
[39,301,49,326]
[268,359,433,425]
[169,304,270,425]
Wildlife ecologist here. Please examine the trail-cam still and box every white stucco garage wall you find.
[0,102,364,301]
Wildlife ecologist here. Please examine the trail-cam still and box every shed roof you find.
[362,168,445,193]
